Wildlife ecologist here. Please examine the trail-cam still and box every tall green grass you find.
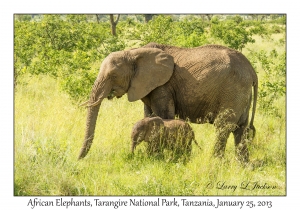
[14,35,285,196]
[14,75,285,196]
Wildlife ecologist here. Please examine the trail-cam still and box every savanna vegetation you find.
[14,14,286,195]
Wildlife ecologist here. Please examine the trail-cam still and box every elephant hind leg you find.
[233,126,249,163]
[233,114,251,163]
[246,124,256,141]
[213,109,238,158]
[234,99,255,163]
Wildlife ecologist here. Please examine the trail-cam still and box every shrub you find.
[247,49,286,116]
[14,14,286,106]
[210,16,255,51]
[14,15,125,100]
[135,15,175,45]
[172,17,208,47]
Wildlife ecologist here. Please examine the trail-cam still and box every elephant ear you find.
[149,117,164,127]
[127,48,174,102]
[146,117,164,139]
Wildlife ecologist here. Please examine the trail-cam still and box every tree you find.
[144,14,154,23]
[14,15,125,100]
[135,15,174,45]
[14,14,32,21]
[109,14,120,36]
[205,14,213,21]
[248,14,267,22]
[95,14,101,23]
[210,16,255,51]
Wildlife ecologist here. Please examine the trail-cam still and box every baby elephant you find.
[131,117,200,158]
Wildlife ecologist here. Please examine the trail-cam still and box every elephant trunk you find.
[78,78,112,160]
[78,103,101,159]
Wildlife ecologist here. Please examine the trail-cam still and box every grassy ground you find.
[14,75,285,196]
[14,35,286,196]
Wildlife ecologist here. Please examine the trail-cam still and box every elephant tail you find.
[249,79,258,138]
[193,139,202,150]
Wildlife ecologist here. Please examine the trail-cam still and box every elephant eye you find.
[110,73,117,80]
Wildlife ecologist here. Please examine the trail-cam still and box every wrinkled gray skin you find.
[78,43,258,162]
[131,117,200,157]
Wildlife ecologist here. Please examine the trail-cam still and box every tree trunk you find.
[144,14,154,23]
[205,14,213,21]
[109,14,120,36]
[95,14,101,23]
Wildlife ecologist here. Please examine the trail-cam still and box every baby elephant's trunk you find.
[131,133,139,153]
[131,141,136,153]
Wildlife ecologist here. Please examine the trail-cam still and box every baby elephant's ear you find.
[149,117,164,128]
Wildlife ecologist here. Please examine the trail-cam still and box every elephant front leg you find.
[146,142,161,156]
[213,127,231,158]
[151,99,175,119]
[148,86,176,119]
[144,104,153,117]
[185,140,193,157]
[146,133,162,156]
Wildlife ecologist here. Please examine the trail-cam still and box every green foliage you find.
[14,14,32,21]
[129,15,209,48]
[269,24,285,34]
[59,69,98,100]
[211,15,255,51]
[14,21,38,85]
[247,49,286,116]
[135,15,175,45]
[14,14,286,109]
[176,17,205,36]
[271,15,286,25]
[248,21,269,36]
[172,17,208,47]
[226,15,243,24]
[14,15,125,100]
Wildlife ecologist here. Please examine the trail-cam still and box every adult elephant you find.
[78,42,258,162]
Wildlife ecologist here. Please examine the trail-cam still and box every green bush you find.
[271,15,286,25]
[14,21,38,85]
[247,49,286,116]
[14,15,125,100]
[269,25,285,34]
[15,14,286,107]
[210,16,255,51]
[172,17,208,47]
[248,22,269,36]
[135,15,175,45]
[59,69,98,101]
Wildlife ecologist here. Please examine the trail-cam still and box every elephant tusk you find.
[79,98,102,107]
[87,98,102,107]
[79,100,90,107]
